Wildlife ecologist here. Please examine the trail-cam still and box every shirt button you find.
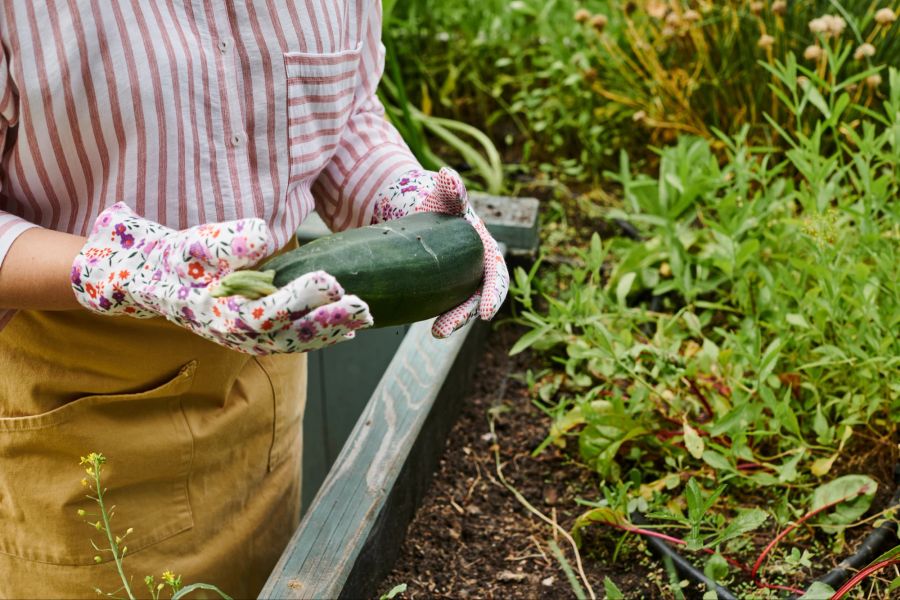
[230,133,243,146]
[218,39,231,54]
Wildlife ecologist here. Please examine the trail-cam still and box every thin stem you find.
[830,558,900,600]
[594,519,751,575]
[751,489,867,580]
[92,459,135,600]
[488,414,596,600]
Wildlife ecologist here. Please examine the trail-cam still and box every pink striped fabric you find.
[0,0,420,320]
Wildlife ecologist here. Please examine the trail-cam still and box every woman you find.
[0,2,508,597]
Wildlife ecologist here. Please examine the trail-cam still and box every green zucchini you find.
[214,212,484,328]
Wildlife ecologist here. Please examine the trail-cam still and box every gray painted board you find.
[301,325,409,510]
[260,317,485,599]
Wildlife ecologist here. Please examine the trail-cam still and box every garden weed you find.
[510,62,899,591]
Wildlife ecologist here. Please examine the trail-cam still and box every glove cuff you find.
[70,203,158,317]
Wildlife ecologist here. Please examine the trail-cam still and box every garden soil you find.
[377,324,666,599]
[377,322,899,599]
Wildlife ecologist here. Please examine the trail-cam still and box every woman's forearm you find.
[0,228,86,310]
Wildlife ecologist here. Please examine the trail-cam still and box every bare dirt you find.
[376,325,666,599]
[377,323,899,600]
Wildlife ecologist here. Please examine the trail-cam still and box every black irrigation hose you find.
[632,463,900,599]
[611,213,900,596]
[630,512,740,600]
[791,463,900,599]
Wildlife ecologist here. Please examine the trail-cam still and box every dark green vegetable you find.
[214,213,484,328]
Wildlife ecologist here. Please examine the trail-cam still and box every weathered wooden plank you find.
[301,325,409,510]
[260,317,487,599]
[470,193,540,256]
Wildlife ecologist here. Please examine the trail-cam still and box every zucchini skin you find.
[261,213,484,328]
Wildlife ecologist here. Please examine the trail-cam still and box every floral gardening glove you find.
[371,167,509,338]
[71,202,372,355]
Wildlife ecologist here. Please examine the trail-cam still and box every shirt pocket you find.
[283,44,362,188]
[0,362,197,566]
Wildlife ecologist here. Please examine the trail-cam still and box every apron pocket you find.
[0,361,197,566]
[283,44,362,188]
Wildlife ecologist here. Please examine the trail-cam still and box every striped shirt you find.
[0,0,420,311]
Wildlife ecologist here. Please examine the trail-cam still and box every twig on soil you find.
[448,497,465,515]
[487,409,597,600]
[530,534,552,567]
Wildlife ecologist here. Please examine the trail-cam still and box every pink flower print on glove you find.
[71,202,372,354]
[371,167,510,339]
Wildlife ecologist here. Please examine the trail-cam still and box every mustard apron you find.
[0,301,306,598]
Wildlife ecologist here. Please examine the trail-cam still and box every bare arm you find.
[0,227,86,310]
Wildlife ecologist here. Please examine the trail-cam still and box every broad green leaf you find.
[704,552,729,583]
[870,544,900,566]
[571,507,626,545]
[509,325,552,355]
[810,453,837,477]
[800,78,830,118]
[380,583,407,600]
[711,508,768,545]
[811,475,877,531]
[683,420,705,460]
[798,581,835,599]
[778,449,805,483]
[682,311,702,335]
[786,313,810,328]
[702,450,733,472]
[616,272,636,307]
[889,575,900,593]
[603,576,625,600]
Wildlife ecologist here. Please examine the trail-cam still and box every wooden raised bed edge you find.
[260,316,489,599]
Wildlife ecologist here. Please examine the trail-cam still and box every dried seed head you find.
[574,8,591,23]
[683,9,701,22]
[758,34,775,49]
[661,25,676,37]
[632,110,647,122]
[804,45,824,60]
[809,17,828,33]
[866,73,883,88]
[827,15,847,35]
[875,8,897,25]
[750,2,764,15]
[665,12,681,26]
[591,14,609,31]
[582,67,598,81]
[772,1,787,15]
[809,14,846,37]
[647,0,667,20]
[854,43,876,60]
[797,75,810,86]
